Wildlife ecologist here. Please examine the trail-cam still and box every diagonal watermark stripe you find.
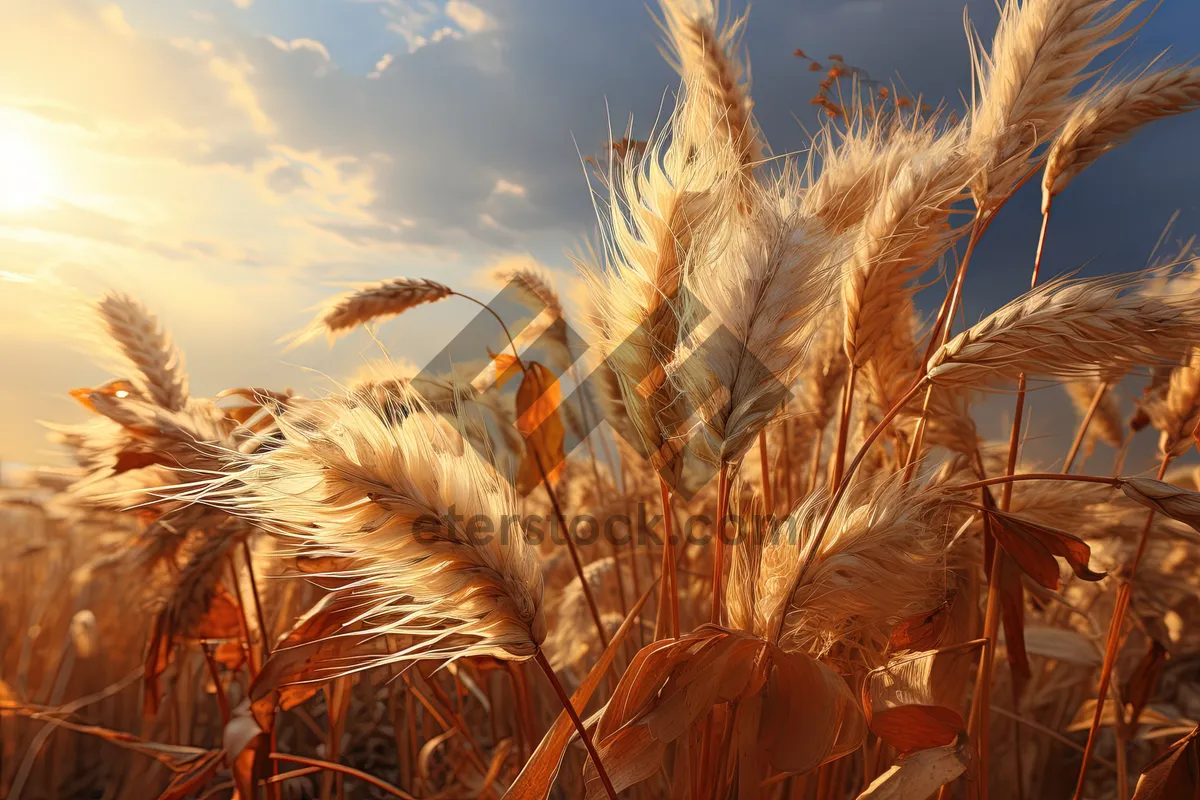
[412,278,791,499]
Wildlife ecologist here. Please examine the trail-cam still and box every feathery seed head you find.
[170,388,546,665]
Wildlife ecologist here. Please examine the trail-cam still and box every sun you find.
[0,127,55,211]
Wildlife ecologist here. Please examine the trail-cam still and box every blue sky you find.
[0,0,1198,466]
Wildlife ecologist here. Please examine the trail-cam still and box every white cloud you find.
[231,0,254,9]
[368,53,394,78]
[493,179,526,197]
[445,1,493,33]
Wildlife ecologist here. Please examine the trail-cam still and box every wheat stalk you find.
[658,0,763,184]
[967,0,1145,204]
[841,130,972,367]
[675,181,834,464]
[581,121,732,481]
[166,389,545,668]
[756,475,951,667]
[285,278,453,348]
[927,272,1200,389]
[1043,65,1200,211]
[95,293,189,412]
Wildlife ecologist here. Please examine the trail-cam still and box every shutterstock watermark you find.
[412,277,792,499]
[412,506,808,549]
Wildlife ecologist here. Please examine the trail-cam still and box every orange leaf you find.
[186,586,243,641]
[997,553,1031,698]
[213,641,246,671]
[1133,725,1199,799]
[761,646,864,774]
[515,361,561,434]
[890,604,950,651]
[250,592,370,714]
[505,584,656,800]
[514,362,566,496]
[868,705,964,755]
[1126,638,1169,726]
[983,506,1105,590]
[489,351,522,390]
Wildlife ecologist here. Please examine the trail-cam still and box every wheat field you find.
[4,0,1200,798]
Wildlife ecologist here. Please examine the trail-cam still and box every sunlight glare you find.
[0,127,55,211]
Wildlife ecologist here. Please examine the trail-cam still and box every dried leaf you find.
[1021,626,1102,667]
[155,750,224,800]
[1066,699,1176,732]
[186,585,242,640]
[1126,639,1170,725]
[761,647,864,773]
[213,641,246,671]
[504,583,655,800]
[890,604,951,652]
[1121,478,1200,534]
[868,705,964,755]
[250,592,367,712]
[982,506,1105,589]
[490,351,522,390]
[1133,726,1199,799]
[997,553,1030,697]
[584,627,863,797]
[856,736,970,799]
[514,362,566,495]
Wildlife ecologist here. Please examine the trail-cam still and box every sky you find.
[1,0,1198,468]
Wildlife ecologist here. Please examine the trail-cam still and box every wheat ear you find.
[1043,65,1200,211]
[95,293,189,412]
[285,278,453,347]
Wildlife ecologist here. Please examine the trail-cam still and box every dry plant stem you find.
[830,364,857,486]
[1063,381,1111,473]
[758,429,773,511]
[200,645,232,725]
[965,373,1028,800]
[772,377,927,642]
[241,540,271,662]
[712,463,731,624]
[1114,689,1129,800]
[452,290,608,647]
[403,672,490,775]
[968,198,1048,799]
[952,472,1120,492]
[228,556,261,677]
[268,754,416,800]
[905,219,986,477]
[1073,454,1171,798]
[783,417,795,509]
[659,476,680,639]
[534,649,618,800]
